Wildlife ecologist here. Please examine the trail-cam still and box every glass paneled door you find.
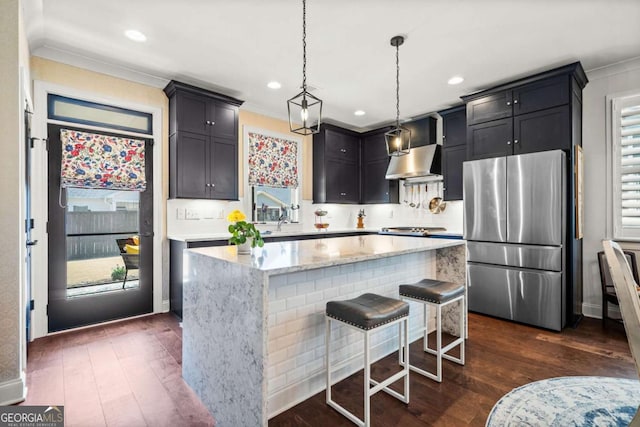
[47,124,153,332]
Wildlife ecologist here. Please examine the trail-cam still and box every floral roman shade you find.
[60,129,146,191]
[248,131,299,188]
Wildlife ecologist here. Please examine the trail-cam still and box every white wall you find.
[582,57,640,318]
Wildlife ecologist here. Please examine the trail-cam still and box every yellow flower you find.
[227,209,246,222]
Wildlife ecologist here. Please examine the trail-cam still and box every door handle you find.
[26,240,38,247]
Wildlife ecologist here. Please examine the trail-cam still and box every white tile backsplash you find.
[167,182,463,238]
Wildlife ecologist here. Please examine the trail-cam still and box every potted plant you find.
[227,210,264,254]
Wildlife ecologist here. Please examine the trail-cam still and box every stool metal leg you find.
[423,303,428,352]
[326,316,410,427]
[403,316,410,401]
[436,303,442,382]
[364,331,370,427]
[325,316,331,405]
[459,298,466,364]
[402,294,466,383]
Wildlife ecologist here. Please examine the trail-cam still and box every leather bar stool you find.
[325,293,410,427]
[399,279,465,382]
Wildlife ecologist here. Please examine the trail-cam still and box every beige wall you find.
[238,110,313,200]
[0,0,23,400]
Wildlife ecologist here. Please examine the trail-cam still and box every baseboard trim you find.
[0,373,26,406]
[582,302,620,320]
[161,299,170,313]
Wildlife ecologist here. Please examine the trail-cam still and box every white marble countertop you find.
[168,227,378,242]
[187,234,465,275]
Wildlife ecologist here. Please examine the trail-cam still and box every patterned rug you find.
[486,376,640,427]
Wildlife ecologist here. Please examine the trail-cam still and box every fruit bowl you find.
[314,209,328,217]
[314,223,330,230]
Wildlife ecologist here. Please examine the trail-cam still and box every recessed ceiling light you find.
[124,29,147,42]
[267,81,282,89]
[447,76,464,85]
[354,110,366,116]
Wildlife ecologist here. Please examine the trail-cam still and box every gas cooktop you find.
[378,226,447,237]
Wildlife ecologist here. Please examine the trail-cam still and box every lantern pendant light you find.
[385,35,411,156]
[288,0,322,135]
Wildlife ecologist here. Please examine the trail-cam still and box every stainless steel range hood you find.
[385,144,442,180]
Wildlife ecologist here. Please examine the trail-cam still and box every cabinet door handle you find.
[514,99,519,104]
[211,183,215,188]
[206,120,210,125]
[206,183,211,187]
[506,101,511,106]
[340,192,346,196]
[340,148,347,153]
[205,120,215,126]
[507,141,511,145]
[514,139,519,144]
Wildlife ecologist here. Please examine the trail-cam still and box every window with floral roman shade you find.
[60,129,147,191]
[247,131,299,188]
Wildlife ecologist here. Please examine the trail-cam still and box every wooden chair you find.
[598,250,639,325]
[602,240,640,426]
[116,238,139,289]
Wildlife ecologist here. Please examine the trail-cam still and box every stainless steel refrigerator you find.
[463,150,566,331]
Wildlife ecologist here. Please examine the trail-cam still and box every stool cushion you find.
[326,293,409,330]
[399,279,464,304]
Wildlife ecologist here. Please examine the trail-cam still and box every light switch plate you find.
[185,208,200,220]
[217,209,225,219]
[176,207,185,220]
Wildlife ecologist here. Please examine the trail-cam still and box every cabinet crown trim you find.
[164,80,244,107]
[438,104,465,116]
[460,62,587,103]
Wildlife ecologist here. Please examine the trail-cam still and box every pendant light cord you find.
[395,42,400,128]
[302,0,307,91]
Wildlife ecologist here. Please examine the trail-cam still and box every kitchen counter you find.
[188,234,463,274]
[168,227,378,242]
[182,235,466,426]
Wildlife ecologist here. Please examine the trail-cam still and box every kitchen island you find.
[182,235,466,426]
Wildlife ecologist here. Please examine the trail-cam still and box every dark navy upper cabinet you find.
[462,62,587,161]
[361,128,399,204]
[165,81,243,200]
[403,116,437,147]
[313,124,399,204]
[313,125,361,204]
[466,92,512,126]
[439,105,467,201]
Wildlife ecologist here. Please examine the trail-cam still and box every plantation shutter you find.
[618,94,640,229]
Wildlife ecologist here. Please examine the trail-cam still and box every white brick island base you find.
[182,235,466,427]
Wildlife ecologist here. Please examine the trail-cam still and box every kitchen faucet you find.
[277,208,289,232]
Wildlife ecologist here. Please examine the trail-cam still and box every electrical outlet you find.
[176,208,185,220]
[389,210,394,219]
[217,209,225,219]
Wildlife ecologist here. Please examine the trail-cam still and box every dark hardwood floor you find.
[22,312,636,427]
[21,313,213,427]
[270,313,637,427]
